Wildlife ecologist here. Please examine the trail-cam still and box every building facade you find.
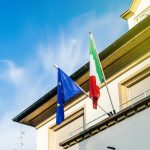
[13,0,150,150]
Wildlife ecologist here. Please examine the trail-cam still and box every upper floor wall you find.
[121,0,150,29]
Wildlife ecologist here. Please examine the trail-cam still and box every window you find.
[48,108,85,150]
[128,76,150,101]
[119,65,150,109]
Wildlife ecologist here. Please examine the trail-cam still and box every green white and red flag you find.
[89,33,103,109]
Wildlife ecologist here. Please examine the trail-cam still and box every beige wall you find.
[37,57,150,150]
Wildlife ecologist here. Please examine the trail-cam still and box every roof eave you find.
[12,16,150,125]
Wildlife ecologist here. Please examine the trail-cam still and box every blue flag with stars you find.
[56,68,82,125]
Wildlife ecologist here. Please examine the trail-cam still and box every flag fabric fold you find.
[89,34,103,109]
[56,68,82,125]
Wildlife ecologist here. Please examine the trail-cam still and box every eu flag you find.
[56,68,82,125]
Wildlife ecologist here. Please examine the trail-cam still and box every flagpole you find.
[89,32,116,114]
[53,64,111,117]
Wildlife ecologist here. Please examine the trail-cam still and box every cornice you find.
[121,0,141,20]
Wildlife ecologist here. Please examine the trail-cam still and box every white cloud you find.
[37,11,127,78]
[0,10,128,150]
[0,60,24,86]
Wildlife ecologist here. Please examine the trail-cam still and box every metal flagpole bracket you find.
[107,146,116,150]
[73,81,110,117]
[53,64,59,69]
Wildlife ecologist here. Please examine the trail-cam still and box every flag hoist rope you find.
[53,64,111,117]
[89,32,116,114]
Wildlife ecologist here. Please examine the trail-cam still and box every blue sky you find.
[0,0,131,64]
[0,0,131,149]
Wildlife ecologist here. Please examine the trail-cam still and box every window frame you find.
[48,106,86,150]
[119,65,150,109]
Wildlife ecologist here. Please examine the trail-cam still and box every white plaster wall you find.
[128,0,150,29]
[37,57,150,150]
[37,99,87,150]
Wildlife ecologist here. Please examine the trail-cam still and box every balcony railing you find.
[69,113,107,137]
[68,89,150,138]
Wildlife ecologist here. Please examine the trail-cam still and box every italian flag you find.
[89,33,103,109]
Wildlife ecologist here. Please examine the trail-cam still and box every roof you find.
[12,15,150,126]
